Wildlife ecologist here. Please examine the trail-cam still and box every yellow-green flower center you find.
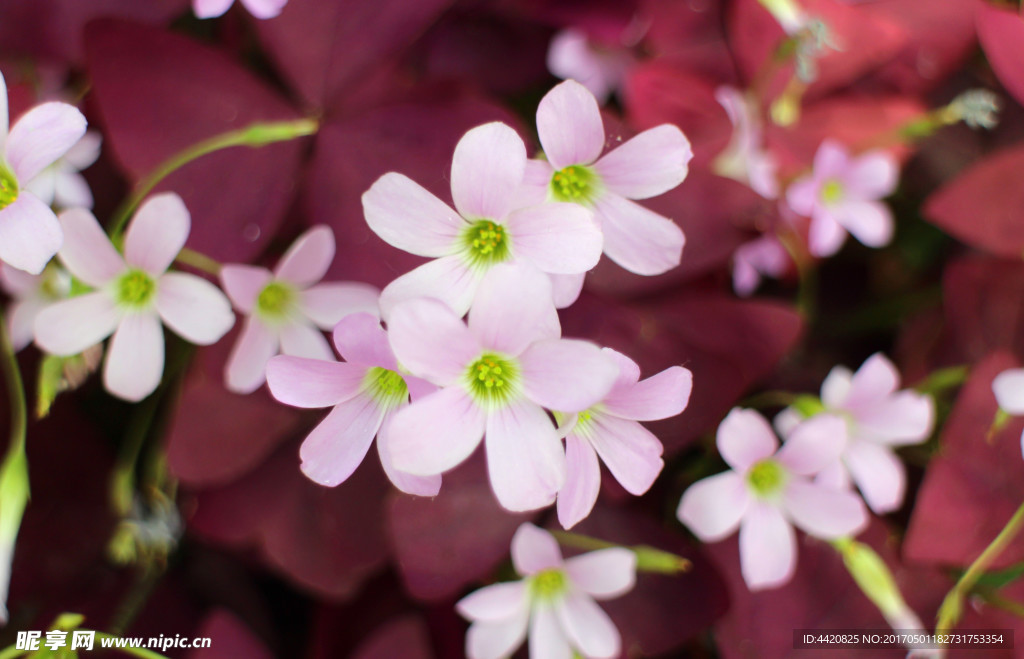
[256,281,295,320]
[460,220,511,269]
[116,269,156,309]
[821,179,844,204]
[550,165,598,203]
[0,164,18,211]
[465,353,518,405]
[747,459,786,497]
[531,568,567,600]
[363,366,409,407]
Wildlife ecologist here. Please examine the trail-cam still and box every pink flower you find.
[385,264,619,511]
[557,348,692,529]
[677,408,868,590]
[220,225,379,394]
[23,130,101,211]
[518,79,691,277]
[33,194,235,402]
[456,523,635,659]
[732,234,789,297]
[546,29,632,104]
[193,0,287,19]
[363,121,601,317]
[776,353,934,514]
[713,86,779,200]
[993,368,1024,457]
[786,139,898,257]
[0,71,87,274]
[0,263,70,351]
[266,313,440,495]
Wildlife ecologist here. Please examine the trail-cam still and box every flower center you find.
[0,164,19,211]
[256,281,295,320]
[550,165,598,203]
[747,459,786,497]
[820,179,844,204]
[460,220,511,269]
[465,353,518,405]
[531,568,567,600]
[116,269,156,309]
[363,366,409,407]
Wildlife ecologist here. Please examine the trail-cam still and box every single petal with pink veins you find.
[677,471,750,542]
[104,312,164,402]
[585,415,664,495]
[388,387,486,475]
[34,292,120,355]
[379,255,478,320]
[362,173,465,257]
[563,548,636,599]
[555,588,621,659]
[994,369,1024,415]
[219,264,271,313]
[332,313,397,370]
[57,208,123,286]
[557,434,601,529]
[739,502,797,590]
[716,408,778,473]
[592,193,684,276]
[0,195,63,275]
[844,440,905,514]
[265,356,366,408]
[594,125,692,200]
[6,102,87,182]
[783,480,868,539]
[272,225,334,286]
[485,400,565,512]
[511,523,563,575]
[469,263,560,356]
[537,80,605,169]
[155,272,234,345]
[503,203,602,274]
[450,122,526,221]
[387,297,481,384]
[457,581,530,622]
[602,365,693,421]
[300,282,379,329]
[224,318,279,394]
[775,413,847,476]
[124,194,190,275]
[519,339,618,412]
[299,395,386,487]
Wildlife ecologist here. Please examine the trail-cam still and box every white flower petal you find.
[104,312,164,402]
[457,581,530,622]
[994,369,1024,415]
[783,480,868,539]
[379,255,479,320]
[511,523,563,575]
[594,124,692,200]
[585,414,664,495]
[124,193,190,275]
[529,604,573,659]
[469,262,560,356]
[6,102,87,182]
[537,80,605,170]
[485,399,565,512]
[844,440,906,514]
[739,502,797,590]
[375,411,441,496]
[155,272,234,345]
[34,292,119,356]
[274,225,334,287]
[592,193,684,276]
[0,194,63,275]
[224,318,279,394]
[300,281,379,329]
[557,434,602,530]
[450,122,526,221]
[388,387,486,476]
[563,548,636,600]
[716,408,778,472]
[676,471,750,542]
[554,588,621,659]
[363,172,465,257]
[279,322,333,361]
[299,394,386,487]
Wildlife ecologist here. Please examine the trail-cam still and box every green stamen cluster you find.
[364,367,409,407]
[256,281,295,320]
[821,179,844,204]
[466,353,517,405]
[550,165,598,203]
[461,220,511,269]
[531,568,568,600]
[0,165,18,210]
[747,459,786,498]
[116,269,156,309]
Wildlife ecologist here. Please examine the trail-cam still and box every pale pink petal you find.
[676,471,750,542]
[56,207,122,285]
[273,225,334,286]
[594,125,692,200]
[847,151,898,199]
[219,264,271,313]
[124,193,190,275]
[592,193,684,275]
[563,548,636,599]
[104,312,164,402]
[265,355,364,408]
[514,159,554,209]
[6,102,86,182]
[785,177,819,217]
[783,480,868,539]
[155,272,234,345]
[363,173,465,257]
[8,298,45,351]
[511,522,563,576]
[0,71,8,143]
[300,281,379,329]
[547,29,622,103]
[299,394,385,487]
[375,411,441,496]
[332,312,397,370]
[240,0,287,19]
[63,131,101,170]
[843,353,900,409]
[815,461,853,491]
[457,581,530,622]
[603,365,693,421]
[466,610,530,659]
[224,317,278,394]
[812,139,851,180]
[537,80,605,170]
[739,502,797,590]
[994,369,1024,415]
[0,195,63,275]
[602,347,641,391]
[34,292,119,356]
[529,604,573,659]
[279,322,333,361]
[832,200,893,248]
[450,122,526,221]
[845,440,905,514]
[807,210,848,257]
[820,365,854,409]
[775,413,847,476]
[557,434,602,529]
[23,168,57,207]
[585,415,664,495]
[504,202,602,274]
[469,262,560,356]
[854,391,934,445]
[555,589,621,659]
[773,407,803,439]
[0,262,40,296]
[485,399,565,511]
[549,272,585,309]
[193,0,234,18]
[378,255,479,320]
[387,297,480,385]
[519,338,618,412]
[716,408,778,472]
[733,250,762,297]
[53,171,94,210]
[388,387,486,475]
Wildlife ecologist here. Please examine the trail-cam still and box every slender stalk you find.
[552,531,691,574]
[0,646,26,659]
[0,310,27,460]
[914,365,969,395]
[776,229,816,320]
[174,247,222,276]
[980,591,1024,618]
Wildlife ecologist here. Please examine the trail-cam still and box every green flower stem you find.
[552,531,692,575]
[914,365,969,396]
[936,499,1024,636]
[776,229,817,321]
[174,247,222,276]
[741,390,798,410]
[107,117,319,237]
[0,307,29,610]
[979,591,1024,618]
[0,647,26,659]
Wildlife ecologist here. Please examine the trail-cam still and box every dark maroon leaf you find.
[942,256,1024,364]
[188,609,274,659]
[350,615,435,659]
[977,3,1024,109]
